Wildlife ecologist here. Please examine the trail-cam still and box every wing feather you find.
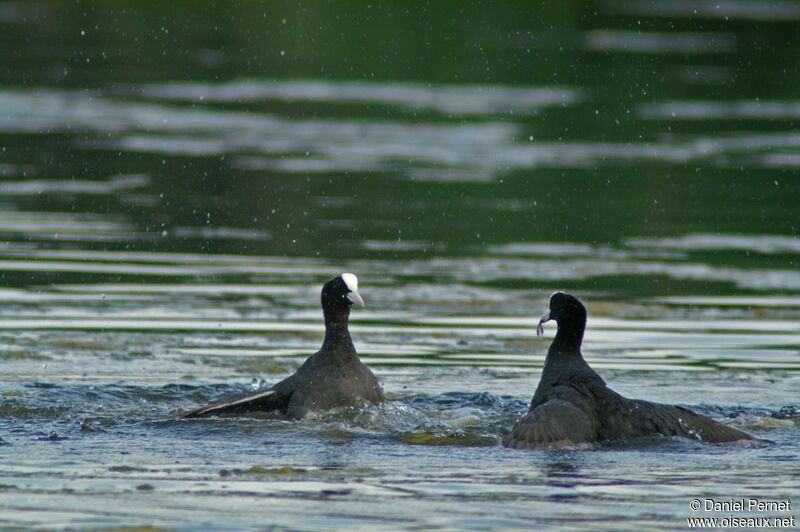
[602,397,753,443]
[181,389,288,418]
[503,399,595,449]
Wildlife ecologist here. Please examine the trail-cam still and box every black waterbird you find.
[504,292,754,449]
[182,273,383,419]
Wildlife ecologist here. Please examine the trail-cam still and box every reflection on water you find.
[640,100,800,120]
[140,79,581,115]
[609,0,800,21]
[0,174,149,195]
[626,234,800,254]
[0,0,799,530]
[582,30,736,54]
[6,88,800,177]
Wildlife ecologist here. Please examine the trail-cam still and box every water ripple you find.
[138,79,581,116]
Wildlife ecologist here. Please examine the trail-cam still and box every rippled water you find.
[1,1,799,530]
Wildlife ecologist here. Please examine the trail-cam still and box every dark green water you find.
[0,1,798,530]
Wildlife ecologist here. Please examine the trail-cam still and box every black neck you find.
[321,306,355,353]
[532,309,599,408]
[534,317,592,408]
[547,317,586,357]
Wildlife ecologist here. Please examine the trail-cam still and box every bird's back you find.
[283,349,383,418]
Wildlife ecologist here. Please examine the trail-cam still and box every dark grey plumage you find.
[503,292,754,449]
[182,274,383,419]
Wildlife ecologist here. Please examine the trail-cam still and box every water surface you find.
[0,1,798,530]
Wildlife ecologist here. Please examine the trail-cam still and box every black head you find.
[321,273,365,319]
[537,292,587,337]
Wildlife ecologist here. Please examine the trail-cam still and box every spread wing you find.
[664,404,753,443]
[603,396,754,443]
[503,399,595,449]
[180,388,290,419]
